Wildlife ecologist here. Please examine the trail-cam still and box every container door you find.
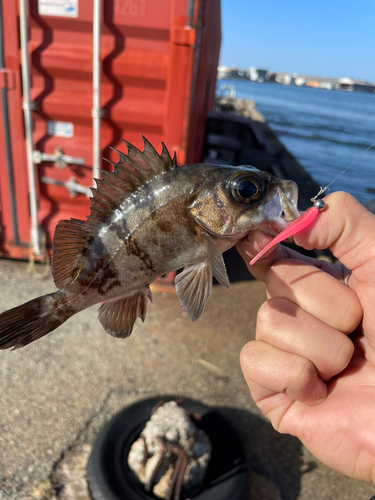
[0,0,221,260]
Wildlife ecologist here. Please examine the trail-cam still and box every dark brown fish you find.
[0,137,299,349]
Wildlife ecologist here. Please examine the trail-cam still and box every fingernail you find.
[312,379,327,404]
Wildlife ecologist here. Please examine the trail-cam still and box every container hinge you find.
[41,176,91,198]
[22,99,38,111]
[33,147,85,169]
[91,108,107,118]
[0,69,16,90]
[172,26,196,46]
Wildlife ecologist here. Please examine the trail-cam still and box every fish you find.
[0,137,299,349]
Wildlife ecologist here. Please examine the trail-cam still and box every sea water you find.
[217,79,375,205]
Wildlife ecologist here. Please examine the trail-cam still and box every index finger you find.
[237,191,374,283]
[236,229,333,282]
[236,229,283,282]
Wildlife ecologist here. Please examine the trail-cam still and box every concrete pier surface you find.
[0,258,374,500]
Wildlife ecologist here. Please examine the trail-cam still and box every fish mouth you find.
[261,180,299,236]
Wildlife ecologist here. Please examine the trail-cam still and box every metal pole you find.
[187,0,196,27]
[92,0,102,182]
[0,0,19,245]
[19,0,40,255]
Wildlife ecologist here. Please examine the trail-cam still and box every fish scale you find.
[0,136,300,349]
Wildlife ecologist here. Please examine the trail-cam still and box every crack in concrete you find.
[49,389,113,479]
[1,387,161,498]
[48,387,155,497]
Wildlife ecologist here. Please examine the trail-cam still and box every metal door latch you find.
[41,176,91,198]
[33,147,85,169]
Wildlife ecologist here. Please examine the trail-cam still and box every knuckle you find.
[257,299,274,328]
[267,260,296,283]
[292,357,316,394]
[256,297,293,329]
[330,191,355,208]
[339,298,363,334]
[316,336,354,379]
[240,341,263,377]
[265,261,297,295]
[265,270,285,298]
[240,340,260,368]
[335,337,355,371]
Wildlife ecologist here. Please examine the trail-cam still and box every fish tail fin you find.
[0,292,70,349]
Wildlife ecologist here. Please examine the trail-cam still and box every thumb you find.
[294,191,375,357]
[294,191,375,278]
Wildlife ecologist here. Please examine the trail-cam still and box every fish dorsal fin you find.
[89,136,177,229]
[52,138,176,288]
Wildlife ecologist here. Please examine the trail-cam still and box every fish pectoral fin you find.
[97,288,152,338]
[203,232,231,289]
[174,231,230,322]
[174,262,212,322]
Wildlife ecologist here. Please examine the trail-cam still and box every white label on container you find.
[38,0,78,18]
[47,121,74,138]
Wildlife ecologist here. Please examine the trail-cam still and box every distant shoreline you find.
[218,76,375,96]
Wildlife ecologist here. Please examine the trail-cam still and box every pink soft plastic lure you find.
[250,198,326,265]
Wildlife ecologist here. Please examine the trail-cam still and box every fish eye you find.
[228,172,266,204]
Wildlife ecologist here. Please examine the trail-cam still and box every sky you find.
[219,0,375,83]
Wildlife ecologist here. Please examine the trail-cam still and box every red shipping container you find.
[0,0,221,260]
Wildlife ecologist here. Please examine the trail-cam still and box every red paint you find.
[250,206,319,265]
[0,0,221,260]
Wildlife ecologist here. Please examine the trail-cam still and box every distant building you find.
[320,81,333,90]
[217,65,230,79]
[266,72,277,83]
[217,66,248,79]
[234,69,247,79]
[295,76,306,86]
[305,79,321,88]
[275,73,297,85]
[294,75,338,90]
[337,77,375,93]
[248,67,268,82]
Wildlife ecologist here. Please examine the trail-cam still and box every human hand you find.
[236,192,375,483]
